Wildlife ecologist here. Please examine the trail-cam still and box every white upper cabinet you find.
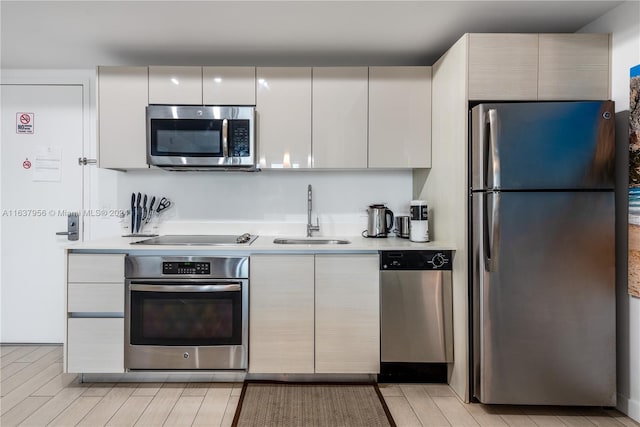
[203,67,256,105]
[538,34,610,100]
[148,66,203,105]
[97,66,148,169]
[312,67,368,168]
[368,66,432,168]
[468,33,539,101]
[256,67,312,169]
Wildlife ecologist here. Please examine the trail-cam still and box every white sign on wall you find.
[16,112,34,134]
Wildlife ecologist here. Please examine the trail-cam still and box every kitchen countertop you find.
[65,235,455,253]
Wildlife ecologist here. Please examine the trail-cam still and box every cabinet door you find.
[67,318,124,373]
[538,34,610,100]
[468,34,538,101]
[312,67,368,168]
[315,254,380,373]
[368,67,432,168]
[249,255,315,373]
[97,66,148,169]
[203,67,256,105]
[148,66,203,105]
[256,67,312,169]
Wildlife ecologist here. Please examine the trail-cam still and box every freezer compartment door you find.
[472,191,615,405]
[470,101,615,191]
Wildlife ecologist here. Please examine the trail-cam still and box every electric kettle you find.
[365,204,394,238]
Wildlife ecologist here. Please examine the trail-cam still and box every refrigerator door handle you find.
[486,109,500,189]
[485,191,500,272]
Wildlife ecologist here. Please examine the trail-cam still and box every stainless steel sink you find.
[273,238,351,245]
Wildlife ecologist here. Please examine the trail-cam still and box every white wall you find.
[581,1,640,421]
[92,168,414,238]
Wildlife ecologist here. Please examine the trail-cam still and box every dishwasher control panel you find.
[380,250,452,270]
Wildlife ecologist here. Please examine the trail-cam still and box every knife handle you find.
[130,193,136,234]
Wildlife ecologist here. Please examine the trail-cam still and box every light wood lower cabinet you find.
[315,255,380,373]
[249,255,315,373]
[67,318,124,373]
[66,253,125,373]
[249,254,380,374]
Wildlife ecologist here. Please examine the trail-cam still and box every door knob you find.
[56,213,79,241]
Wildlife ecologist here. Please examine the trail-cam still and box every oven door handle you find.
[129,283,241,293]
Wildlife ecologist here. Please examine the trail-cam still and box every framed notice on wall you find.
[629,64,640,298]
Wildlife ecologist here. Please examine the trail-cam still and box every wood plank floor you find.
[1,345,637,427]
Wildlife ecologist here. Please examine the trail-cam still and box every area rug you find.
[231,381,396,427]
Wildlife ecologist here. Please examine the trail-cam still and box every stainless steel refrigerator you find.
[470,101,616,406]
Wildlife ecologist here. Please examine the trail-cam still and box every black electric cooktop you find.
[130,233,257,246]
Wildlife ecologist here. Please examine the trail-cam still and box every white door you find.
[1,84,84,343]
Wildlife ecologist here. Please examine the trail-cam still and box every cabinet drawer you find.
[68,254,124,283]
[68,283,124,313]
[67,318,124,373]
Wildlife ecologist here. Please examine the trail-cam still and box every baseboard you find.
[616,392,640,423]
[378,362,448,383]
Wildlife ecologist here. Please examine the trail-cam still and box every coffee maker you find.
[410,200,429,242]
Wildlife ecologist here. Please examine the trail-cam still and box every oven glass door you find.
[149,119,224,158]
[129,282,242,346]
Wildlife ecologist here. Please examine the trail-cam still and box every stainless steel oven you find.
[124,255,248,370]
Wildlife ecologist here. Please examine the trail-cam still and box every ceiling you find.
[0,1,623,69]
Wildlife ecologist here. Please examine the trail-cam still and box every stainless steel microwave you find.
[146,105,256,171]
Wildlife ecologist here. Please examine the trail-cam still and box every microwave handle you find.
[222,119,229,157]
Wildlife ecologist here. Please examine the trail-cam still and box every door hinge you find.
[78,157,97,166]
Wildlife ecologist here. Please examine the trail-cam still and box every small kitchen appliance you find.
[394,216,410,239]
[365,204,394,238]
[409,200,429,242]
[146,105,256,171]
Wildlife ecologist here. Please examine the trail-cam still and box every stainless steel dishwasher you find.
[379,250,453,383]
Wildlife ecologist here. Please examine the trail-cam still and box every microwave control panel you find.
[163,261,211,275]
[229,120,251,157]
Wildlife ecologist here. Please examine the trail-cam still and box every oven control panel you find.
[162,261,211,275]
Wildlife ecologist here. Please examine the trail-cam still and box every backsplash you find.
[88,168,414,238]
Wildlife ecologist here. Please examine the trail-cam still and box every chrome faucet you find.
[307,184,320,237]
